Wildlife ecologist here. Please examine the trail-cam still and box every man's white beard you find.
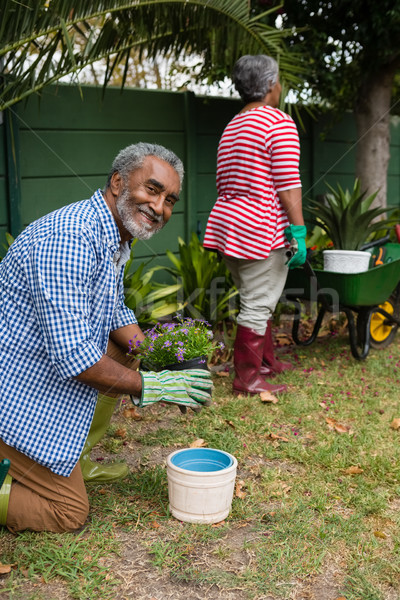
[116,187,164,240]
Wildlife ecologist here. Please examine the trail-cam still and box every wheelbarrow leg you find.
[292,301,327,346]
[344,307,371,360]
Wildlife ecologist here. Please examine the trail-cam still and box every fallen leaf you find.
[225,420,236,429]
[334,597,347,600]
[275,334,292,346]
[216,371,229,377]
[344,466,364,475]
[373,530,387,539]
[0,564,12,575]
[390,418,400,430]
[189,438,207,448]
[123,407,142,420]
[260,391,279,404]
[326,417,353,435]
[268,432,290,442]
[211,520,226,527]
[114,428,126,439]
[235,480,247,499]
[150,520,160,529]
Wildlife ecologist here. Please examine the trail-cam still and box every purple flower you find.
[163,340,172,348]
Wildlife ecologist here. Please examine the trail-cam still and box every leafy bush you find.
[148,233,238,323]
[306,179,395,250]
[123,240,182,325]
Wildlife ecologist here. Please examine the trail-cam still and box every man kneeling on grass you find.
[0,142,212,533]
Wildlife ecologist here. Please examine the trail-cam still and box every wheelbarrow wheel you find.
[370,293,399,349]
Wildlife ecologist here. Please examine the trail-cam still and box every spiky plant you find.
[306,179,395,251]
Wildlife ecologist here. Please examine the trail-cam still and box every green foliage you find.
[123,240,182,325]
[0,232,14,260]
[149,233,238,323]
[0,0,302,110]
[305,179,396,250]
[279,0,400,113]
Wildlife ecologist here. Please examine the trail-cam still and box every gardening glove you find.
[284,225,307,269]
[131,369,212,413]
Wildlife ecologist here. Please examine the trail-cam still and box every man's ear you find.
[109,172,122,196]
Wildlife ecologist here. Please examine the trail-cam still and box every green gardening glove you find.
[284,225,307,269]
[131,369,212,412]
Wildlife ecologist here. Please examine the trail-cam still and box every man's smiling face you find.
[114,155,180,241]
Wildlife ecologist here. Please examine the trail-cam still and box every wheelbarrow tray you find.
[285,256,400,307]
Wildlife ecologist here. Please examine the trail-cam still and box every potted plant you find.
[129,318,224,372]
[306,179,395,273]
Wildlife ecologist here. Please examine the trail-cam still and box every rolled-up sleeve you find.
[26,232,103,380]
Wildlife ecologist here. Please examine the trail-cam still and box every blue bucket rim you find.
[167,448,236,473]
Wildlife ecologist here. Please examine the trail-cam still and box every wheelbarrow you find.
[282,241,400,360]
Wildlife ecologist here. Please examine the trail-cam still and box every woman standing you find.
[204,54,307,396]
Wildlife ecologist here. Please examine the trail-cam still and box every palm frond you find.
[0,0,303,109]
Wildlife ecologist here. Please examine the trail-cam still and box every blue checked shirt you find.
[0,190,137,476]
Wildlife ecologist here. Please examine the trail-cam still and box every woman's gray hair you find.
[105,142,184,190]
[233,55,279,103]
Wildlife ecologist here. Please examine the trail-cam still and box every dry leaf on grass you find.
[326,417,354,435]
[343,465,364,475]
[373,530,387,539]
[268,432,289,442]
[260,390,279,404]
[0,564,12,575]
[216,371,230,377]
[211,520,226,528]
[390,418,400,430]
[275,333,292,346]
[150,520,160,529]
[114,428,126,439]
[122,407,142,420]
[235,480,247,499]
[225,420,236,429]
[189,438,207,448]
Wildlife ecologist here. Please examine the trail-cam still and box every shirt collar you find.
[91,188,122,254]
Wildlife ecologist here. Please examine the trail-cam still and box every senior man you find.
[0,142,212,533]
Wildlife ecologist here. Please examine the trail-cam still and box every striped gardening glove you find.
[131,369,212,413]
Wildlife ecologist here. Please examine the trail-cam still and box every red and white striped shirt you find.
[203,105,301,259]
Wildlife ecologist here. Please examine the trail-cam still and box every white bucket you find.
[323,249,371,274]
[166,448,238,524]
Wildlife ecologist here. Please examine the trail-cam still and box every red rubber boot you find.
[233,324,287,396]
[260,321,294,377]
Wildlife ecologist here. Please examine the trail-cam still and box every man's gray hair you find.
[233,55,279,103]
[105,142,184,190]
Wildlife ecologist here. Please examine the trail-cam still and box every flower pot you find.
[323,249,371,274]
[162,355,208,372]
[166,448,237,524]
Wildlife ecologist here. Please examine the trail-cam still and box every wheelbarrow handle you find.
[360,234,391,251]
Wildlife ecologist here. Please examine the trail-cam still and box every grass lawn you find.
[1,322,400,600]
